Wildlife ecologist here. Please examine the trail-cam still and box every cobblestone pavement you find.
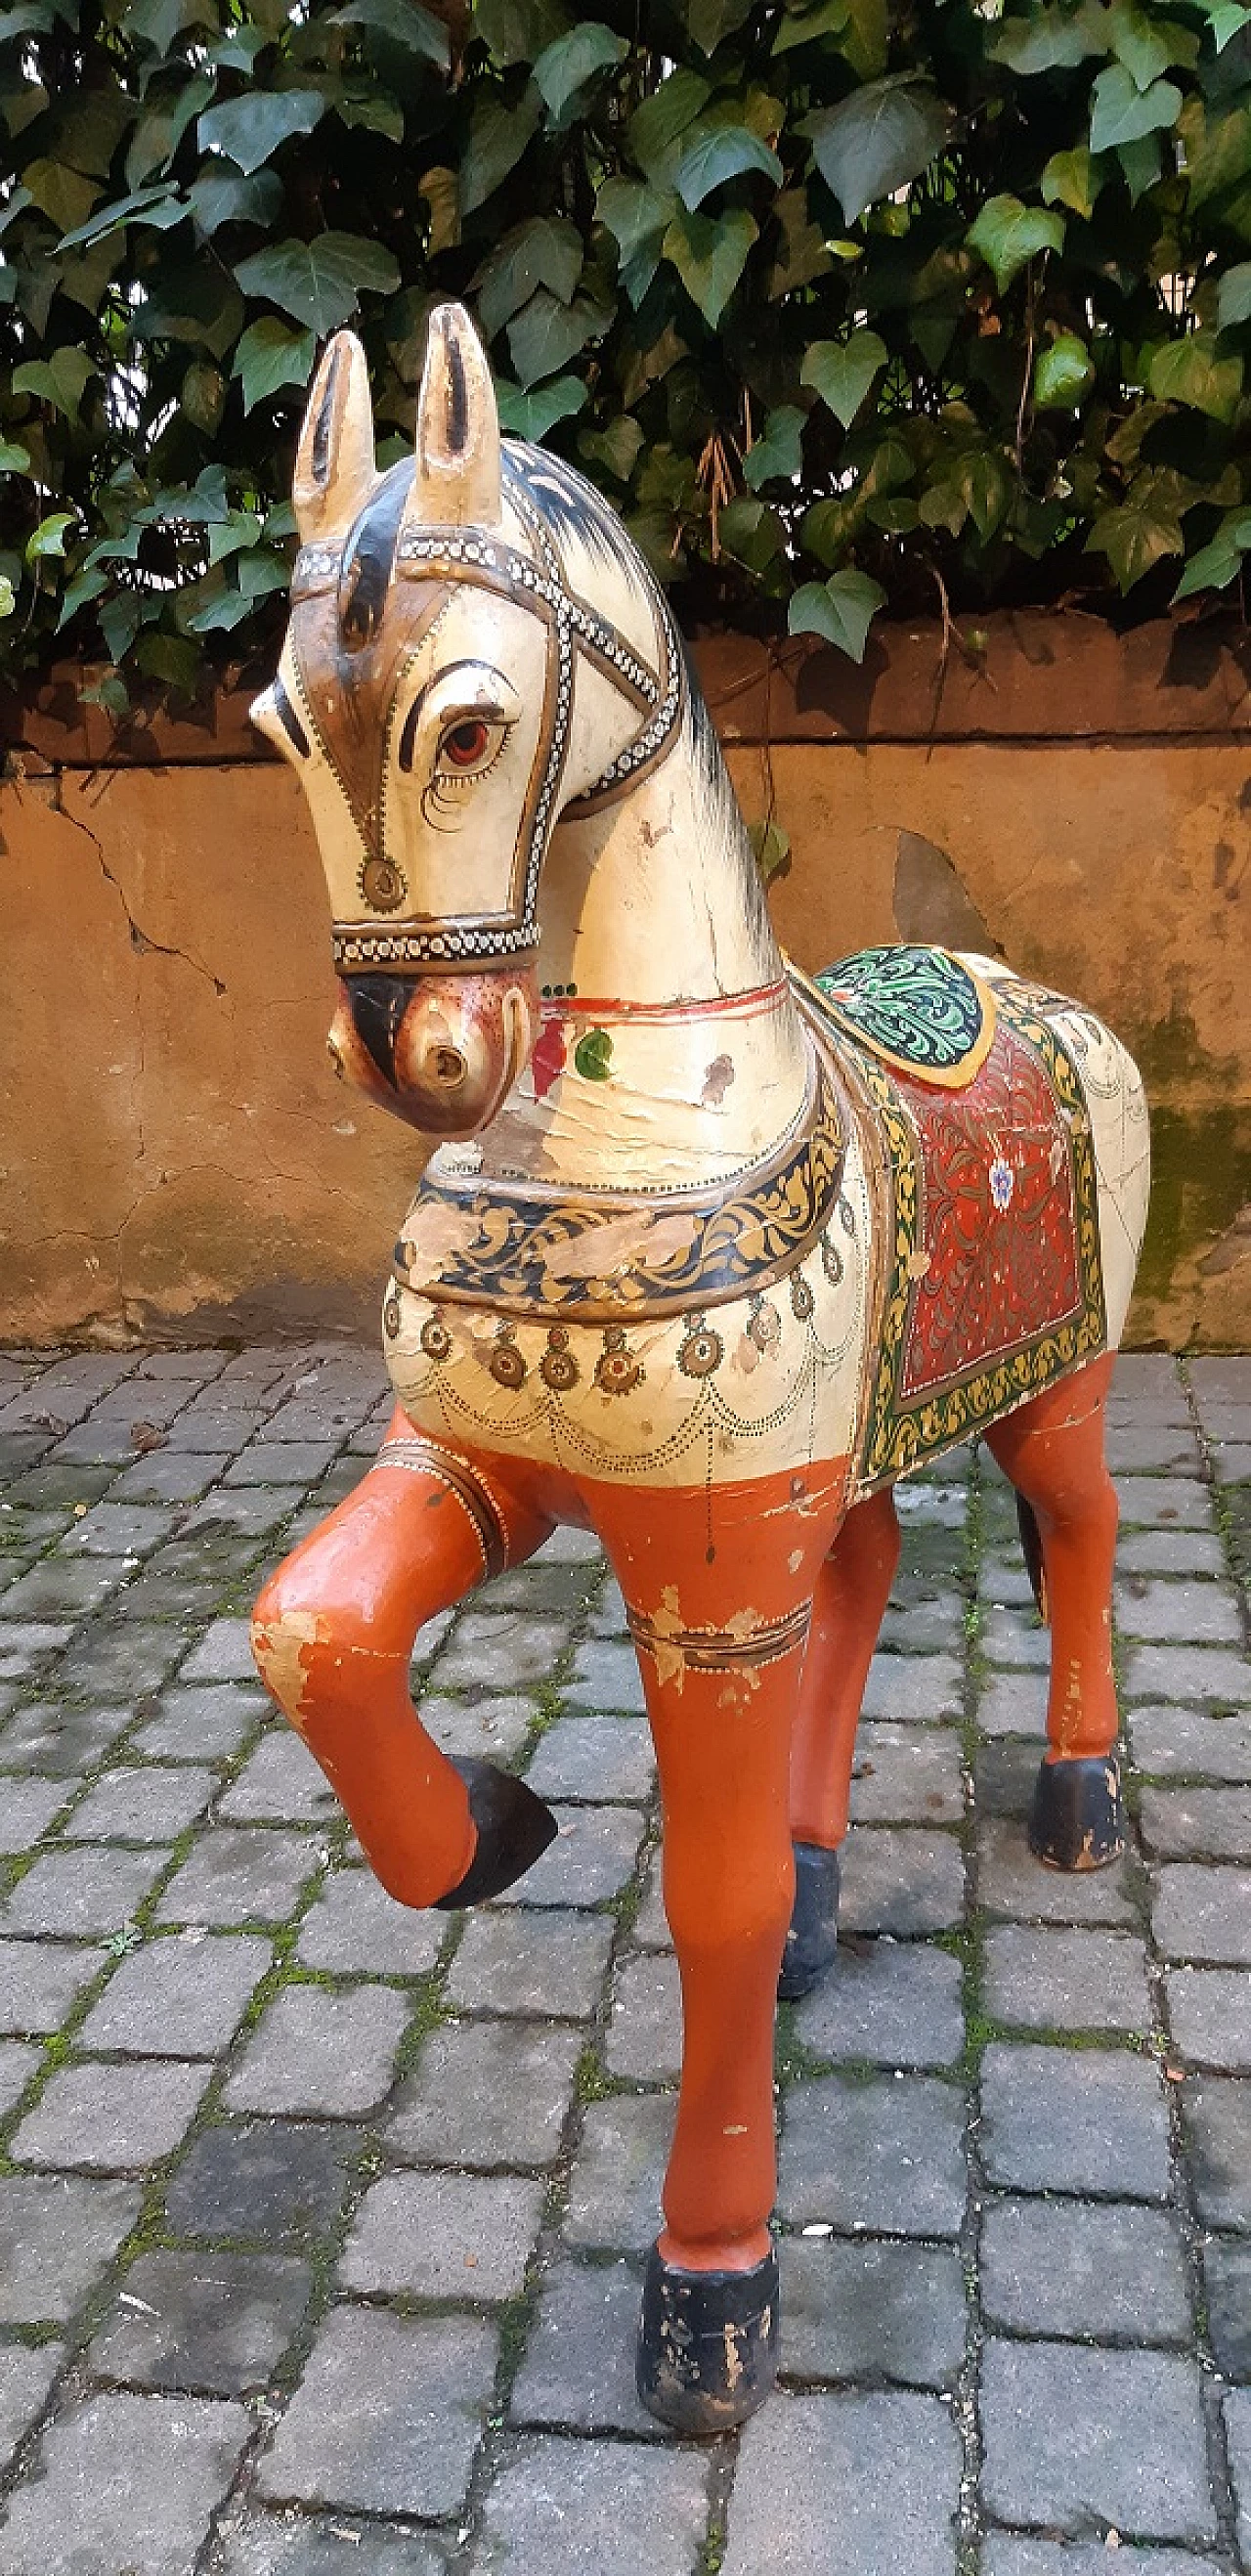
[0,1343,1249,2574]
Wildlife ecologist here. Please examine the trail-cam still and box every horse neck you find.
[477,698,814,1196]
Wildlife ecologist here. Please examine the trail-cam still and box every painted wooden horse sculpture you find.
[250,305,1150,2434]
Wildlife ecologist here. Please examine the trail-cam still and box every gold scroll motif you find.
[392,1066,847,1325]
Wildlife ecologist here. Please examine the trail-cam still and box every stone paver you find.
[387,2016,581,2169]
[0,2174,142,2321]
[256,2306,497,2516]
[476,2435,710,2576]
[88,2248,312,2394]
[0,2389,251,2575]
[723,2388,960,2575]
[979,2043,1173,2200]
[779,2074,967,2239]
[340,2168,544,2302]
[224,1985,409,2117]
[779,2236,966,2388]
[165,2118,364,2248]
[980,2340,1215,2542]
[77,1929,272,2057]
[510,2256,660,2437]
[11,2057,212,2170]
[1,1346,1247,2565]
[980,2196,1191,2341]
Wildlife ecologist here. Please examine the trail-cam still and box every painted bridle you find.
[289,458,685,976]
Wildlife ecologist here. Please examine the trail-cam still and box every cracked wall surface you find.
[1,727,1247,1348]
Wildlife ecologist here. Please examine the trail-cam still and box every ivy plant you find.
[1,0,1249,709]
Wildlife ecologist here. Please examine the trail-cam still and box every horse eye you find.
[443,719,491,768]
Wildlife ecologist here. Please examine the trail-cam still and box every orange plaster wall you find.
[2,615,1247,1349]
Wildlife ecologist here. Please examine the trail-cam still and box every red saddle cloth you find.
[825,978,1107,1491]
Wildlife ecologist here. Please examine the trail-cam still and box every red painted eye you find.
[443,719,490,768]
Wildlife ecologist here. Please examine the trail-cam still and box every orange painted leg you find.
[985,1351,1125,1867]
[780,1486,901,2000]
[251,1409,556,1908]
[589,1466,843,2436]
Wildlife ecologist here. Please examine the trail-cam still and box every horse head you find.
[252,302,678,1137]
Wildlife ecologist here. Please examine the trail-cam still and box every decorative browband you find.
[389,1061,846,1324]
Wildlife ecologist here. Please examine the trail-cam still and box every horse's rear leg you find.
[985,1351,1124,1868]
[250,1411,557,1909]
[782,1486,901,1999]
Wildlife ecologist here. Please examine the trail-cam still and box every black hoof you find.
[777,1842,841,2001]
[636,2244,779,2435]
[433,1759,558,1908]
[1029,1751,1125,1870]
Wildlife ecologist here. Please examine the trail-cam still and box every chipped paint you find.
[249,1606,326,1729]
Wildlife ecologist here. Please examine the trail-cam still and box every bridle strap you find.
[293,505,684,974]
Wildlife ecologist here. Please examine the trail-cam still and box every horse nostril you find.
[431,1045,468,1089]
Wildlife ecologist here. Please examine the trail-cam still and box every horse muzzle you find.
[328,968,540,1136]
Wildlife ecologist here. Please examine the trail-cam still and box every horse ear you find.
[293,331,376,545]
[410,301,501,528]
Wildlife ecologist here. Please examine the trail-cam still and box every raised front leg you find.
[592,1471,840,2435]
[985,1351,1123,1867]
[782,1487,901,1999]
[251,1410,557,1908]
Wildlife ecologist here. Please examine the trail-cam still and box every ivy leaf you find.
[25,510,77,562]
[805,77,951,228]
[1107,0,1194,90]
[719,496,786,573]
[767,186,833,296]
[506,289,609,386]
[496,373,587,436]
[991,8,1100,72]
[956,449,1012,542]
[233,235,401,333]
[329,0,450,65]
[459,90,541,214]
[56,185,184,252]
[1218,262,1251,329]
[1086,476,1185,590]
[628,70,711,181]
[967,196,1064,293]
[687,0,752,55]
[232,317,316,414]
[664,206,756,324]
[181,358,225,432]
[1149,329,1243,421]
[772,0,851,55]
[13,347,97,422]
[473,0,573,66]
[475,216,582,340]
[1033,331,1096,408]
[57,565,108,625]
[743,405,804,488]
[802,327,887,426]
[673,125,783,211]
[748,816,791,883]
[22,160,101,234]
[1088,65,1182,153]
[1041,146,1100,220]
[1186,104,1251,211]
[1172,523,1250,601]
[419,166,459,256]
[788,568,886,661]
[125,72,215,189]
[533,23,627,122]
[579,415,644,480]
[0,440,32,473]
[197,89,325,175]
[597,177,673,306]
[190,168,282,234]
